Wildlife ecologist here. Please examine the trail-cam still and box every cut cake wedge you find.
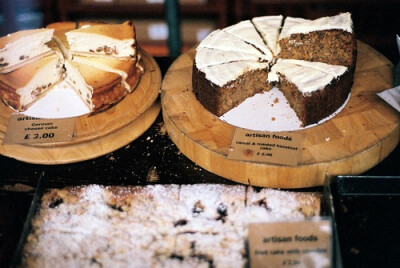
[0,54,63,111]
[66,20,137,59]
[0,28,54,73]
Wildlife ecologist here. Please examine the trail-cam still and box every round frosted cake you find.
[0,21,144,114]
[192,13,357,127]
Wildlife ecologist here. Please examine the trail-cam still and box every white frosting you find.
[196,13,353,100]
[276,17,311,54]
[195,47,266,69]
[251,15,283,56]
[223,20,273,60]
[279,12,353,40]
[197,29,267,60]
[201,60,269,87]
[268,59,347,94]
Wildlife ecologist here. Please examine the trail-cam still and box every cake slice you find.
[176,184,246,234]
[251,15,283,57]
[72,55,139,93]
[0,28,54,73]
[244,186,321,222]
[195,47,267,69]
[174,232,246,268]
[278,13,356,67]
[46,21,77,60]
[224,20,273,60]
[268,59,351,126]
[193,60,270,116]
[64,60,126,112]
[66,20,137,59]
[197,29,270,61]
[0,54,63,111]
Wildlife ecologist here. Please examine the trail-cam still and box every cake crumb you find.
[157,122,167,135]
[271,117,276,121]
[147,166,159,182]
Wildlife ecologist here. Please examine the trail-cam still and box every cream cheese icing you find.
[223,20,273,61]
[268,59,347,94]
[196,14,351,96]
[197,29,268,60]
[251,15,283,56]
[195,47,266,69]
[201,60,269,87]
[279,12,353,40]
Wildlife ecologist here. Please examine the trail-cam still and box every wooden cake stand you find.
[0,50,161,164]
[161,42,400,188]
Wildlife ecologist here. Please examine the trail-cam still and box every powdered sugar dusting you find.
[22,184,320,267]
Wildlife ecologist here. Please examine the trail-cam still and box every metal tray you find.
[327,175,400,267]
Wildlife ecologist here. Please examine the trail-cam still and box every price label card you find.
[3,114,76,145]
[249,220,332,268]
[227,128,303,166]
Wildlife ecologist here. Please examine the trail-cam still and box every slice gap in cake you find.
[268,59,351,126]
[195,47,269,69]
[0,53,63,111]
[64,60,128,113]
[251,15,284,57]
[223,20,273,61]
[66,20,137,59]
[46,21,78,61]
[0,28,55,73]
[196,29,270,62]
[72,55,139,93]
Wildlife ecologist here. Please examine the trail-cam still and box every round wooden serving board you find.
[0,49,161,164]
[161,42,400,188]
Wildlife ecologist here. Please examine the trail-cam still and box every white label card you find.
[227,128,303,166]
[248,220,332,268]
[3,114,76,145]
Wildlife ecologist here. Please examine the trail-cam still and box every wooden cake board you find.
[0,50,161,164]
[161,42,400,188]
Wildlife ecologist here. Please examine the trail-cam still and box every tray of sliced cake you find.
[0,21,161,164]
[12,173,321,267]
[161,13,399,188]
